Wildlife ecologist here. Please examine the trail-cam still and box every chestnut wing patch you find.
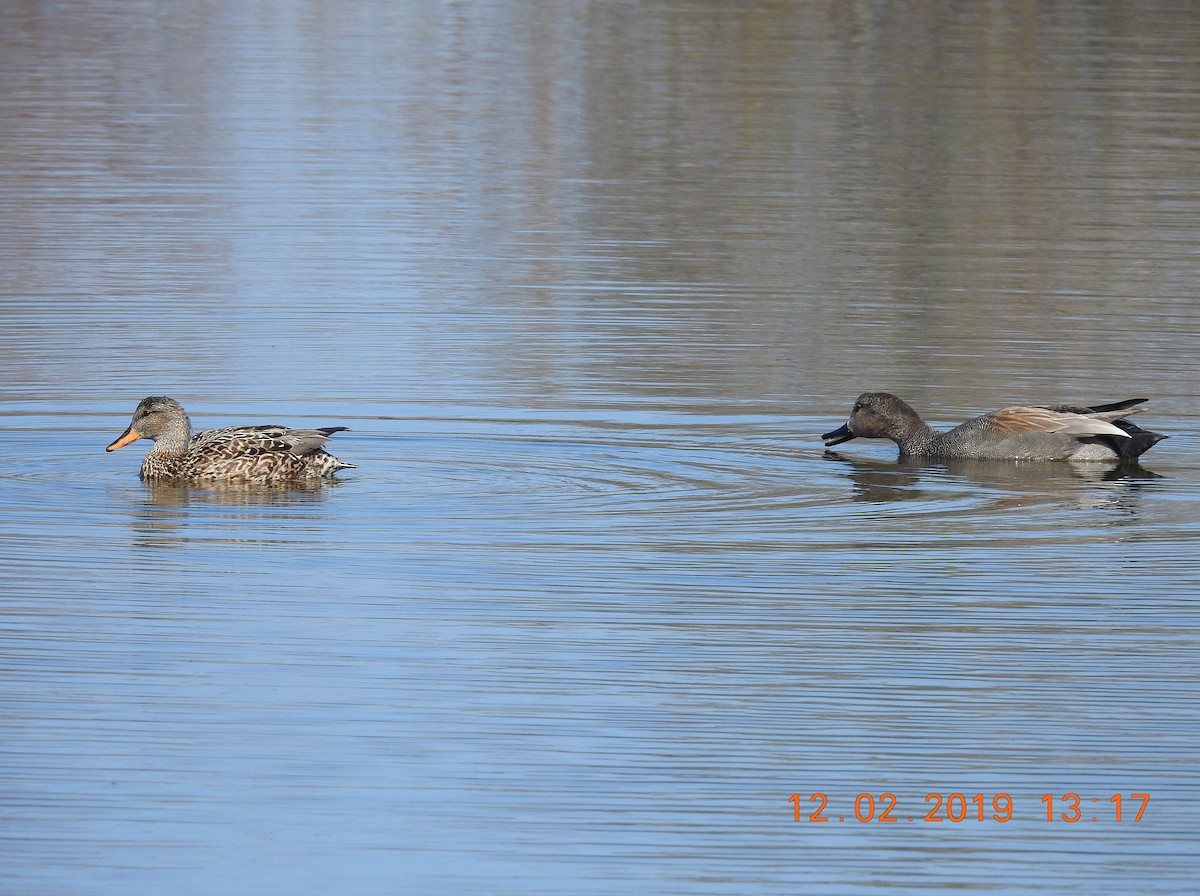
[986,406,1129,438]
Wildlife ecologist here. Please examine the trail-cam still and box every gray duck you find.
[822,392,1166,461]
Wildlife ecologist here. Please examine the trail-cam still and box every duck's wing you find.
[191,425,347,456]
[260,425,348,456]
[984,406,1131,438]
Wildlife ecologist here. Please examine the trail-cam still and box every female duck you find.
[107,396,355,483]
[822,392,1166,462]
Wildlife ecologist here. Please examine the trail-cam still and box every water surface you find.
[2,2,1199,894]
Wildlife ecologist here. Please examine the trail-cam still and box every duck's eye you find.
[852,403,861,413]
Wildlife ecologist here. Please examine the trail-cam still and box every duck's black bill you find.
[822,424,856,447]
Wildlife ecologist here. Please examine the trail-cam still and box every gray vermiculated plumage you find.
[822,392,1166,462]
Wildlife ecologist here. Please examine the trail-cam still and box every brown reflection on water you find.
[454,1,1200,408]
[3,2,1198,412]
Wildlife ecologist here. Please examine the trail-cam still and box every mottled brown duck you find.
[106,396,355,483]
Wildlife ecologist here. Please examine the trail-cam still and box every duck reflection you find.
[112,479,339,548]
[137,479,337,509]
[822,450,1162,508]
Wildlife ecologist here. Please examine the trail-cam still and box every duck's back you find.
[940,404,1160,461]
[184,425,352,482]
[938,416,1088,461]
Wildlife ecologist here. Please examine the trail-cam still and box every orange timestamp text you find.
[789,792,1150,824]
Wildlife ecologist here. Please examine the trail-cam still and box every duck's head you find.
[822,392,920,446]
[106,396,190,451]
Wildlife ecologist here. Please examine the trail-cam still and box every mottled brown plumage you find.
[107,396,354,483]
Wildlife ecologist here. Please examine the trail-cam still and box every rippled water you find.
[3,2,1199,894]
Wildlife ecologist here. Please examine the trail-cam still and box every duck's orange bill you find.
[106,428,141,452]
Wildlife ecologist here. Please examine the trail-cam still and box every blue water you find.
[2,2,1198,894]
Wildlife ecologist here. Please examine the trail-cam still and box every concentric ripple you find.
[2,408,1187,551]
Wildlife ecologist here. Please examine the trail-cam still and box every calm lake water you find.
[2,2,1199,894]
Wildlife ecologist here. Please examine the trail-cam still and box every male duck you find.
[823,392,1166,462]
[107,396,355,482]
